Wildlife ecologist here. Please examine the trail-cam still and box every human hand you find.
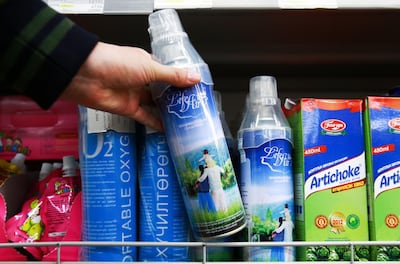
[61,42,201,131]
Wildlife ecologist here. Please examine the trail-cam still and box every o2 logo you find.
[80,129,113,159]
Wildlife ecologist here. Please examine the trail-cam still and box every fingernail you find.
[187,70,201,82]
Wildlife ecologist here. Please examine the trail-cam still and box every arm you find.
[197,170,208,182]
[0,0,200,131]
[0,0,98,109]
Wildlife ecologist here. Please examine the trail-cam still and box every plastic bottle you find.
[148,9,246,240]
[62,155,79,177]
[237,76,295,262]
[39,162,53,181]
[10,153,26,174]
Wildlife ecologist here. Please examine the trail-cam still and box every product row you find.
[0,80,399,262]
[0,7,399,262]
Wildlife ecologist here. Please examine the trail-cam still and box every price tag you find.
[46,0,105,13]
[278,0,338,8]
[154,0,212,9]
[87,109,135,133]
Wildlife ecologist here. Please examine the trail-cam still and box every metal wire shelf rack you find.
[0,240,399,264]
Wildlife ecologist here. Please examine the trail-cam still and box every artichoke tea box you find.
[364,96,400,261]
[284,98,370,261]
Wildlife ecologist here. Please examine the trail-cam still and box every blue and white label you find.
[374,166,400,198]
[138,131,190,261]
[260,145,292,172]
[166,89,208,119]
[79,107,137,261]
[240,133,295,262]
[155,82,246,239]
[305,153,365,198]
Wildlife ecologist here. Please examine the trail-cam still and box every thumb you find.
[153,63,201,88]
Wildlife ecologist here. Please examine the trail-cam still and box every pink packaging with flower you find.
[0,96,79,160]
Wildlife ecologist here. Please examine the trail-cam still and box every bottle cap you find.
[10,153,26,173]
[52,162,63,170]
[249,76,278,105]
[62,155,78,177]
[39,162,53,181]
[148,9,187,43]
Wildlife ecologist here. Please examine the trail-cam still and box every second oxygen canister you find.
[238,76,295,262]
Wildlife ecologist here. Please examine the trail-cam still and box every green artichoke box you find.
[364,96,400,261]
[284,98,370,261]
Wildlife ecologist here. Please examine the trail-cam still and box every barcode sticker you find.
[278,0,338,8]
[87,109,135,133]
[46,0,104,13]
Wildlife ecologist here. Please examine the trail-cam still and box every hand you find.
[61,42,201,131]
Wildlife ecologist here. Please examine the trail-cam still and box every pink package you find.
[0,96,79,160]
[42,192,82,261]
[5,168,82,261]
[0,195,27,261]
[5,197,44,260]
[39,173,81,243]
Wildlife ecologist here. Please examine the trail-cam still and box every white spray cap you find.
[39,162,53,181]
[248,76,280,107]
[10,153,26,173]
[148,9,186,44]
[52,162,63,170]
[62,155,78,177]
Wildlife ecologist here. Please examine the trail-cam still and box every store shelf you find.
[0,240,399,263]
[212,0,400,9]
[43,0,153,14]
[43,0,400,13]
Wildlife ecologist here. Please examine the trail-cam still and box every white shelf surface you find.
[44,0,400,14]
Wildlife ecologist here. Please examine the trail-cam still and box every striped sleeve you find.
[0,0,99,109]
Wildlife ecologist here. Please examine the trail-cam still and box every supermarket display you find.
[137,118,191,261]
[0,96,79,161]
[78,107,137,261]
[238,76,295,261]
[0,91,398,262]
[0,7,399,262]
[284,98,370,261]
[364,97,400,261]
[147,8,246,240]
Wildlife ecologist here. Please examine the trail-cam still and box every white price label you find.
[87,109,135,134]
[154,0,212,9]
[278,0,338,8]
[47,0,104,13]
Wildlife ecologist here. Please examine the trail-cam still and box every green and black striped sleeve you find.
[0,0,99,109]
